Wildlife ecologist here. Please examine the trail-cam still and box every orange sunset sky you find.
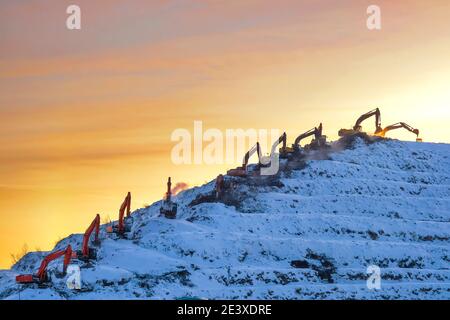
[1,0,450,268]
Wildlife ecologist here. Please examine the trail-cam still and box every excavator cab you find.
[160,177,178,219]
[339,108,382,137]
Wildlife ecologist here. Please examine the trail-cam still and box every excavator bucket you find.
[416,138,423,142]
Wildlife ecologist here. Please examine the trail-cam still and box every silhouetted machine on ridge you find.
[339,108,383,137]
[280,123,327,157]
[160,177,178,219]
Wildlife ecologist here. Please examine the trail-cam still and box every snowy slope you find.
[1,136,449,300]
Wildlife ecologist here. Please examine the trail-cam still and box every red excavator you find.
[16,245,73,285]
[75,214,100,261]
[227,142,262,177]
[338,108,383,137]
[160,177,178,219]
[375,122,422,142]
[107,192,131,235]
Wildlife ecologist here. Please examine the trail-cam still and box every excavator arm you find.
[376,122,420,140]
[16,245,73,284]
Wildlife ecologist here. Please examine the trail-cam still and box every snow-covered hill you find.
[1,136,449,300]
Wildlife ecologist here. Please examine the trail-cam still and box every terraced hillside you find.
[0,137,449,299]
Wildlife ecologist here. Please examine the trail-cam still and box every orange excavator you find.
[160,177,178,219]
[338,108,383,137]
[107,192,131,235]
[375,122,422,142]
[16,245,73,285]
[75,214,100,261]
[227,142,262,177]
